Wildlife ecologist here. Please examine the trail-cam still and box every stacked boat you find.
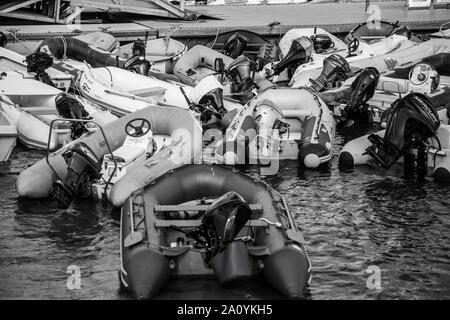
[3,22,450,299]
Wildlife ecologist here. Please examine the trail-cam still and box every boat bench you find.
[128,86,167,98]
[154,204,268,228]
[24,107,58,116]
[155,219,269,228]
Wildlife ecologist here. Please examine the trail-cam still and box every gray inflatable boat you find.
[120,164,311,299]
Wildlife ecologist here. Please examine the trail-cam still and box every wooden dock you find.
[0,0,197,23]
[0,2,448,42]
[0,23,157,41]
[139,2,450,38]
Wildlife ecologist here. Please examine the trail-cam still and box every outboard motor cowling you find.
[200,191,253,285]
[123,56,151,75]
[123,39,151,75]
[309,54,351,92]
[366,93,440,174]
[201,191,252,251]
[253,99,289,158]
[25,51,55,87]
[188,75,226,121]
[0,32,7,48]
[222,32,248,59]
[273,36,313,76]
[55,93,91,139]
[310,34,334,53]
[51,142,102,208]
[346,67,380,112]
[227,56,256,102]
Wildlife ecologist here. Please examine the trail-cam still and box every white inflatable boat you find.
[0,96,17,162]
[77,66,242,116]
[290,37,450,88]
[0,76,117,150]
[338,92,450,183]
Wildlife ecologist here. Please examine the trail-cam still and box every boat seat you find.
[104,145,146,165]
[24,107,58,115]
[154,219,269,228]
[128,86,166,98]
[155,204,262,212]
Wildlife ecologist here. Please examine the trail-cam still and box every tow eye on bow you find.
[366,92,441,178]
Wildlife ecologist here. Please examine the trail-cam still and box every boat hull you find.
[120,164,311,299]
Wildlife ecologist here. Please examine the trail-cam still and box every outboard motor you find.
[272,36,313,77]
[253,100,290,158]
[227,56,256,103]
[222,32,248,59]
[188,75,226,122]
[25,51,55,87]
[366,93,440,178]
[198,191,252,284]
[55,93,91,139]
[123,39,151,75]
[0,32,7,48]
[51,142,102,208]
[257,42,281,68]
[344,67,380,120]
[310,34,334,53]
[309,54,351,92]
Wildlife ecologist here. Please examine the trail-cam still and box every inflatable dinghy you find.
[330,62,450,125]
[31,35,152,78]
[16,105,202,208]
[338,93,450,183]
[3,31,118,56]
[206,29,276,60]
[173,45,234,86]
[0,76,117,149]
[207,86,335,168]
[0,94,61,150]
[120,163,311,299]
[345,20,413,44]
[0,47,72,92]
[117,37,186,74]
[262,28,405,83]
[34,35,123,76]
[289,37,450,88]
[0,97,17,162]
[78,67,242,116]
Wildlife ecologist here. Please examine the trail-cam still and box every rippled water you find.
[1,124,449,300]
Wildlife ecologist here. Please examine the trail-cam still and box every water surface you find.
[0,124,449,300]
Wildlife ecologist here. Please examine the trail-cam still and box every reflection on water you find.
[1,125,450,299]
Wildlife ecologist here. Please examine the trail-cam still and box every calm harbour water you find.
[0,124,449,300]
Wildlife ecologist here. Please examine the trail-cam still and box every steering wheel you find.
[347,37,360,54]
[125,118,151,137]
